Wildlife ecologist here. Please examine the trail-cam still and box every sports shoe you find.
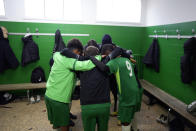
[117,120,121,126]
[69,120,75,127]
[30,96,35,104]
[156,114,167,124]
[70,113,77,119]
[110,111,118,117]
[36,95,41,103]
[187,100,196,116]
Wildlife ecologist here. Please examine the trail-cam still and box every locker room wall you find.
[145,0,196,26]
[0,21,145,84]
[142,21,196,104]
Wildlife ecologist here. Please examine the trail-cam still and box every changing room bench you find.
[140,79,196,125]
[0,83,46,91]
[0,83,46,103]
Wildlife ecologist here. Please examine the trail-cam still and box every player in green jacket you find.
[45,39,101,131]
[90,44,142,131]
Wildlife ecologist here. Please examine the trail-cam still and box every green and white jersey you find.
[107,57,140,107]
[45,52,101,103]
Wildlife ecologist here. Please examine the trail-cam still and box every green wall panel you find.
[0,21,145,84]
[142,21,196,104]
[1,21,195,105]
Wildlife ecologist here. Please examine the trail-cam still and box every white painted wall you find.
[145,0,196,26]
[0,0,146,27]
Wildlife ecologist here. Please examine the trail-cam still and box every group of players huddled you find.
[45,33,143,131]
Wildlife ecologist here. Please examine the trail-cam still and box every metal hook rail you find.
[8,32,90,36]
[149,35,196,39]
[149,28,196,39]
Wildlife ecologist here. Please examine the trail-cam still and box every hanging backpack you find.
[31,66,46,83]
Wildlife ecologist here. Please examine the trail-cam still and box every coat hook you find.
[176,29,180,34]
[154,30,158,38]
[35,28,39,38]
[163,29,168,39]
[155,33,158,39]
[192,29,195,34]
[165,34,168,39]
[26,28,30,33]
[176,29,181,39]
[35,28,39,33]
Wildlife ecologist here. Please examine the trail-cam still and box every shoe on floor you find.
[156,114,167,124]
[36,95,41,103]
[117,120,121,126]
[69,119,75,127]
[70,113,77,119]
[110,111,118,117]
[30,96,35,104]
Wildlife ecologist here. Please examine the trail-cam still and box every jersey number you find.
[126,60,132,77]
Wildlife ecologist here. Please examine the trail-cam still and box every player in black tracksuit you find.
[60,46,122,131]
[79,46,111,131]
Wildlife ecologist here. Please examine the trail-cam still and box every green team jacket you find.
[107,57,143,110]
[45,52,101,103]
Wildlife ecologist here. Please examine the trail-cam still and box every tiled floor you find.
[0,96,169,131]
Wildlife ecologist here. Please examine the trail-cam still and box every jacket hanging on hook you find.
[143,38,160,72]
[53,29,66,53]
[49,29,66,67]
[180,37,196,84]
[21,35,40,66]
[0,27,19,73]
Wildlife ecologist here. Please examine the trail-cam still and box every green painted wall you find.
[0,21,145,84]
[142,21,196,104]
[1,21,195,105]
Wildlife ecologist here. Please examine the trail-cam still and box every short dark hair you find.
[67,38,83,53]
[101,44,115,55]
[85,46,99,56]
[86,40,99,49]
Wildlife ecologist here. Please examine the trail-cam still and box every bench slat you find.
[0,83,46,91]
[140,79,196,125]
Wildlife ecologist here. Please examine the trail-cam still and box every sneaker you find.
[36,95,41,103]
[187,100,196,116]
[70,113,77,119]
[156,114,167,124]
[110,111,118,117]
[161,115,168,124]
[69,120,75,127]
[30,96,35,104]
[156,114,164,123]
[117,120,121,126]
[131,126,134,131]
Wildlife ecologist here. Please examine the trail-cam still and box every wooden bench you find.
[0,83,46,91]
[0,80,81,91]
[140,79,196,125]
[0,83,46,103]
[0,81,80,103]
